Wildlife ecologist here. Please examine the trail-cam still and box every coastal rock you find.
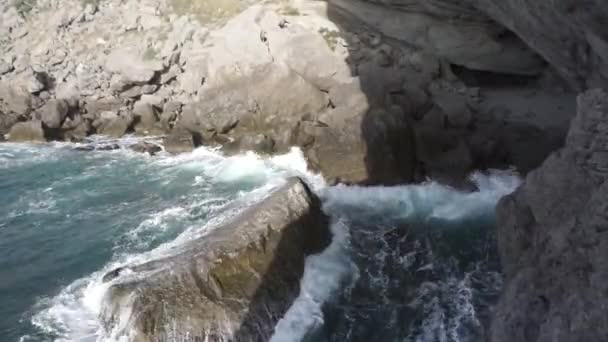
[97,116,132,138]
[0,82,32,116]
[224,134,276,155]
[39,99,69,129]
[129,141,162,155]
[177,62,328,155]
[105,47,163,85]
[7,121,46,142]
[62,116,90,142]
[163,129,199,154]
[132,102,163,135]
[492,89,608,342]
[302,79,416,185]
[329,0,546,76]
[100,177,331,341]
[335,0,608,90]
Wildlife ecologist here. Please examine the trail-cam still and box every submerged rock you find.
[129,141,162,155]
[100,177,331,341]
[492,89,608,342]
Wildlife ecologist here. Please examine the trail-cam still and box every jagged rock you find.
[303,80,416,185]
[0,60,13,75]
[429,85,473,128]
[178,63,328,149]
[130,141,162,155]
[97,116,133,138]
[330,0,545,76]
[84,99,123,118]
[62,116,90,142]
[7,121,46,142]
[163,129,199,154]
[0,111,19,135]
[39,99,69,129]
[132,102,162,135]
[0,82,32,115]
[105,47,163,84]
[224,134,276,154]
[100,177,331,341]
[492,89,608,342]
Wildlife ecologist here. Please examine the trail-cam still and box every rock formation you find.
[0,0,575,185]
[493,89,608,342]
[100,177,331,341]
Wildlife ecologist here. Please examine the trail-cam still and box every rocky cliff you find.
[0,0,576,186]
[332,0,608,90]
[493,89,608,342]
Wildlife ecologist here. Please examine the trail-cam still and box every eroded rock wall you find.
[493,89,608,342]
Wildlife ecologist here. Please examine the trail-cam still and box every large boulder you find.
[7,120,46,142]
[38,99,69,129]
[0,111,20,135]
[100,177,331,341]
[132,102,163,135]
[0,81,32,116]
[177,62,329,150]
[163,129,200,154]
[105,47,163,85]
[492,89,608,342]
[97,116,133,138]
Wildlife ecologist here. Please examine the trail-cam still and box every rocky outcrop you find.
[492,89,608,342]
[0,0,584,186]
[470,0,608,91]
[163,129,200,154]
[7,120,46,142]
[331,0,608,90]
[100,177,331,341]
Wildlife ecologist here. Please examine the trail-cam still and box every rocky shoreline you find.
[1,0,576,187]
[2,0,608,340]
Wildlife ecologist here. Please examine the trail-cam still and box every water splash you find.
[272,170,521,342]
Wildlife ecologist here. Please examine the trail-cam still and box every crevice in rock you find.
[451,64,542,89]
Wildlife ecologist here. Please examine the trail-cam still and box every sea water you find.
[0,137,520,342]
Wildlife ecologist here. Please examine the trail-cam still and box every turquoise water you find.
[0,138,520,342]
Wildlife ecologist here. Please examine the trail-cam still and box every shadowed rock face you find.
[339,0,608,90]
[100,177,331,341]
[493,89,608,342]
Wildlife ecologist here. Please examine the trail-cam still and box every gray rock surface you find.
[163,129,199,154]
[7,120,46,142]
[38,99,68,129]
[493,89,608,342]
[97,116,132,138]
[100,177,331,341]
[335,0,608,90]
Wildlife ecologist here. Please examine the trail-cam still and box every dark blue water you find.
[0,139,520,342]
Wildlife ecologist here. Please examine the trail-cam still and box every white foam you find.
[272,170,521,341]
[271,219,358,342]
[321,170,521,224]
